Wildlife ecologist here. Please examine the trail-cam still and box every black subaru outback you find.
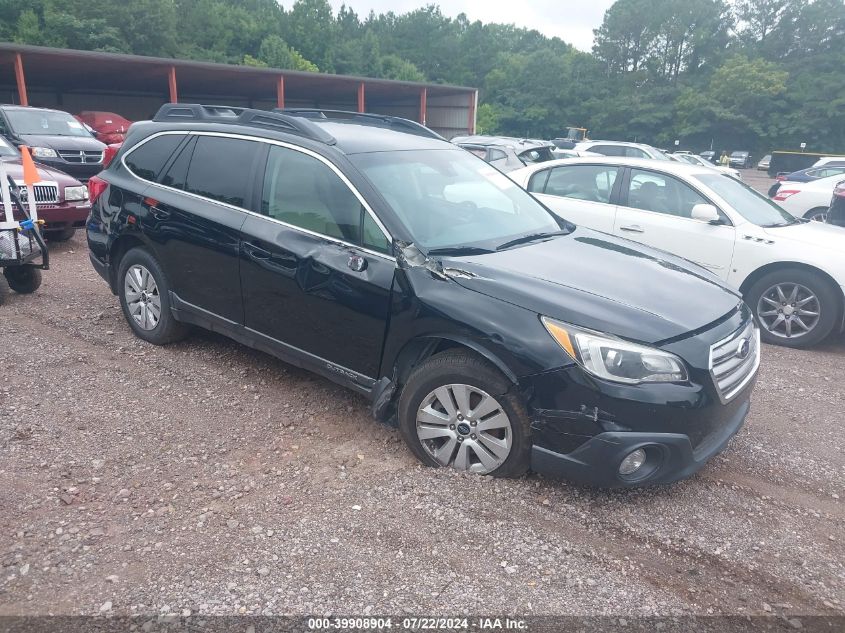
[86,104,759,487]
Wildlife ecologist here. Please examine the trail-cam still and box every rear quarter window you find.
[124,134,185,181]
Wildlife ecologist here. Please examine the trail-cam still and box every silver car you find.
[451,135,556,173]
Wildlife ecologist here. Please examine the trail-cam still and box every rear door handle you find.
[243,242,271,261]
[619,225,645,234]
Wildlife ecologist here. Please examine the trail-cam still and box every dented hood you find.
[438,227,742,344]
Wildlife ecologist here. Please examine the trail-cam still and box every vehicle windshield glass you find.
[350,149,562,251]
[0,136,19,157]
[649,147,673,161]
[5,109,93,137]
[695,173,795,226]
[518,146,555,165]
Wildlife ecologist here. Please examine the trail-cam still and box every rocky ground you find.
[0,224,842,619]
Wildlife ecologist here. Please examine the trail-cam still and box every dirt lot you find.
[0,226,843,618]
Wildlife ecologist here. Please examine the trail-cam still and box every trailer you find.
[0,162,48,303]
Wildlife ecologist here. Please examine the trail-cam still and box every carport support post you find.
[357,82,365,113]
[168,66,178,103]
[276,75,285,109]
[419,88,427,125]
[468,90,477,134]
[14,53,28,106]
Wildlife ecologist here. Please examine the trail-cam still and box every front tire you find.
[4,266,42,294]
[746,268,841,348]
[397,350,531,477]
[117,247,189,345]
[804,207,829,223]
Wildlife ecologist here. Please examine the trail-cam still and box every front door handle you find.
[619,224,645,234]
[243,242,271,261]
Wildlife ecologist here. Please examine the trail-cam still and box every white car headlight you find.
[64,185,88,201]
[31,147,58,158]
[542,317,688,384]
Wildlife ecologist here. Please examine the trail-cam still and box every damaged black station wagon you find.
[87,104,760,487]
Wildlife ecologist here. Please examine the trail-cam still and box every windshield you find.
[5,109,93,137]
[350,149,562,251]
[695,173,795,226]
[0,136,18,157]
[517,146,555,165]
[649,147,673,161]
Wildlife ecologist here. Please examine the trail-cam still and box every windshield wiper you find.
[496,230,567,251]
[426,246,495,256]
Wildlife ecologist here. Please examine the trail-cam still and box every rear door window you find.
[183,136,258,208]
[542,165,620,203]
[124,134,185,181]
[590,144,625,157]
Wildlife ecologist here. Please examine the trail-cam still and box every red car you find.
[75,111,132,145]
[1,136,91,242]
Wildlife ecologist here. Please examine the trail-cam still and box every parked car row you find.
[0,104,133,240]
[5,102,840,488]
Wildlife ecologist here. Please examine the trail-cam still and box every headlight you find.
[64,185,88,201]
[541,317,688,384]
[31,147,58,158]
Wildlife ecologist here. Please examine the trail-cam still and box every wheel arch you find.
[391,335,519,388]
[107,232,148,293]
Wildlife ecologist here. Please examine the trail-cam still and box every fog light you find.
[619,448,647,475]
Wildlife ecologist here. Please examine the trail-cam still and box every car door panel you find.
[613,167,736,278]
[142,134,261,324]
[239,143,395,381]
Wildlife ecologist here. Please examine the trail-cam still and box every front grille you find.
[58,150,103,164]
[709,320,760,403]
[14,183,60,205]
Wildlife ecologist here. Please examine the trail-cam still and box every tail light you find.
[773,189,799,201]
[835,181,845,198]
[103,143,122,168]
[87,175,108,204]
[776,174,787,181]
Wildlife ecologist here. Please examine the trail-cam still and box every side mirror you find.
[691,203,720,223]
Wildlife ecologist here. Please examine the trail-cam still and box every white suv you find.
[510,157,845,348]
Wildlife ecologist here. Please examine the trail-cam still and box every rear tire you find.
[45,227,76,242]
[746,268,840,348]
[4,266,42,294]
[397,350,530,478]
[117,247,189,345]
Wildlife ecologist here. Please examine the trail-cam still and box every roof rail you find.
[276,108,444,140]
[153,103,336,145]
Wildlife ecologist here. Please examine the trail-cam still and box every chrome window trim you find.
[120,129,395,261]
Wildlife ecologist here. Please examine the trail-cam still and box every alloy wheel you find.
[415,383,512,474]
[757,283,820,339]
[124,264,162,331]
[807,210,828,222]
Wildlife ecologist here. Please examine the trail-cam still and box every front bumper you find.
[531,396,749,487]
[30,203,91,231]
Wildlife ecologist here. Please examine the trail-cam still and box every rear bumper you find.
[89,251,111,286]
[531,397,749,488]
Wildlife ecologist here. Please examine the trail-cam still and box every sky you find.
[327,1,616,52]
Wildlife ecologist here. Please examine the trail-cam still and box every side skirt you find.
[169,292,377,397]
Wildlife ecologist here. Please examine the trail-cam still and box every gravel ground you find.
[0,230,843,619]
